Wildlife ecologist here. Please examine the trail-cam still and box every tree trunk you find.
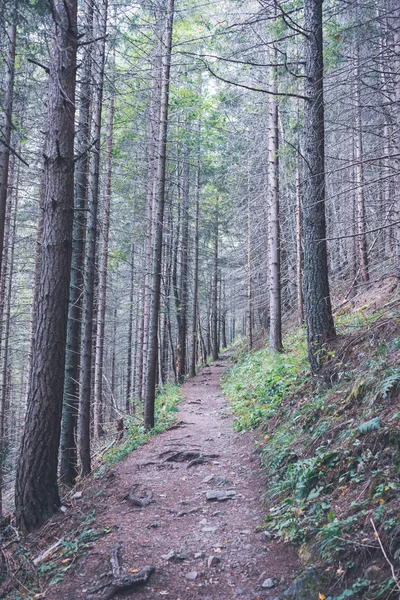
[0,152,14,516]
[247,191,253,350]
[212,208,219,361]
[78,0,108,475]
[144,0,175,430]
[0,9,16,281]
[189,138,200,377]
[60,0,93,486]
[268,72,282,352]
[15,0,77,533]
[93,93,115,439]
[141,30,163,399]
[176,150,190,382]
[389,0,400,276]
[126,239,135,412]
[302,0,335,373]
[354,49,369,283]
[296,155,304,325]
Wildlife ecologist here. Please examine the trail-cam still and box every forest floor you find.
[24,353,299,600]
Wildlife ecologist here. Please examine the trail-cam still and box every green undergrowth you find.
[3,510,111,598]
[222,296,400,599]
[103,383,181,466]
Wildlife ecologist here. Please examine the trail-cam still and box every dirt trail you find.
[45,355,299,600]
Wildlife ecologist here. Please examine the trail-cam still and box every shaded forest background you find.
[0,0,399,532]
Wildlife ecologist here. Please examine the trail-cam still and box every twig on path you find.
[86,566,155,600]
[110,542,122,578]
[370,518,400,591]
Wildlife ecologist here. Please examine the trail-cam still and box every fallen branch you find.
[33,539,64,566]
[370,518,400,591]
[87,565,155,600]
[110,542,122,578]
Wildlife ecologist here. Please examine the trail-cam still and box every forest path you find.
[46,355,298,600]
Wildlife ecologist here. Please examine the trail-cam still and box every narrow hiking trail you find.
[44,355,299,600]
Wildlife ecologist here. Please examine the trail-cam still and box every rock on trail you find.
[45,354,298,600]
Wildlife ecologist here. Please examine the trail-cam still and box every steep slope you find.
[222,279,400,600]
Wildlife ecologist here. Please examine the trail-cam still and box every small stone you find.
[146,521,161,529]
[71,491,83,500]
[202,526,218,533]
[236,590,245,596]
[185,571,198,580]
[206,489,236,502]
[202,475,214,483]
[262,578,275,589]
[263,530,272,539]
[161,549,189,562]
[194,552,205,559]
[207,555,221,568]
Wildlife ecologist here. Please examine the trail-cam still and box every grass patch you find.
[104,383,181,466]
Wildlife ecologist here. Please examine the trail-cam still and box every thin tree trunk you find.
[189,138,200,377]
[0,179,16,516]
[354,49,369,283]
[268,63,283,353]
[176,150,190,382]
[78,0,108,475]
[247,191,253,350]
[302,0,335,373]
[212,208,219,361]
[126,239,135,412]
[15,0,77,533]
[60,0,93,485]
[93,92,115,440]
[0,9,16,280]
[144,0,175,431]
[141,30,163,398]
[0,153,14,516]
[296,155,304,325]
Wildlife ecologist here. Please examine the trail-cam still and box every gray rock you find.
[206,489,236,502]
[194,552,205,559]
[236,590,245,596]
[185,571,198,580]
[161,549,189,562]
[262,578,275,589]
[283,568,324,600]
[207,555,221,568]
[202,526,218,533]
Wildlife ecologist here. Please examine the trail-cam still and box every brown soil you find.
[32,355,299,599]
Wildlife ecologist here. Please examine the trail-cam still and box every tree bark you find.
[176,148,190,382]
[60,0,93,486]
[144,0,175,430]
[302,0,335,373]
[296,155,304,325]
[0,9,16,282]
[212,208,219,361]
[78,0,108,475]
[268,67,283,353]
[189,137,200,378]
[94,93,115,439]
[14,0,77,533]
[354,48,369,283]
